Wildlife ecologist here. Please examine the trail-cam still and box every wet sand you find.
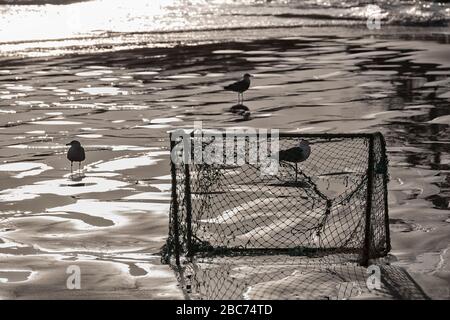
[0,34,449,299]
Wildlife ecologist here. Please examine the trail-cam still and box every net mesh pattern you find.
[163,132,390,265]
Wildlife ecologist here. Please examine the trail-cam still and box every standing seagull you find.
[224,73,253,105]
[277,140,311,182]
[66,140,85,174]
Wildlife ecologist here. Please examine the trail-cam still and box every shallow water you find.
[0,0,450,57]
[0,25,450,298]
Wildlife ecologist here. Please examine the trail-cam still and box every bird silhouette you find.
[66,140,85,174]
[224,73,253,105]
[277,140,311,182]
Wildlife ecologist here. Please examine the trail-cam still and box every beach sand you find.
[0,33,449,299]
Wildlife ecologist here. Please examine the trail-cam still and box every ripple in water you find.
[0,177,129,202]
[0,162,53,179]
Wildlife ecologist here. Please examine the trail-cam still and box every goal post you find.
[163,131,390,266]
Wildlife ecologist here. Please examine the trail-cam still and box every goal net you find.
[163,131,390,266]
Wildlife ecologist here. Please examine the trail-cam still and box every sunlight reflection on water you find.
[0,177,129,202]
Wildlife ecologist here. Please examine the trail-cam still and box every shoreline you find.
[1,25,450,58]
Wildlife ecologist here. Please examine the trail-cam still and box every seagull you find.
[224,73,253,105]
[277,140,311,182]
[66,140,85,174]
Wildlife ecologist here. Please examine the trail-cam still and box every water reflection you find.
[68,173,85,183]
